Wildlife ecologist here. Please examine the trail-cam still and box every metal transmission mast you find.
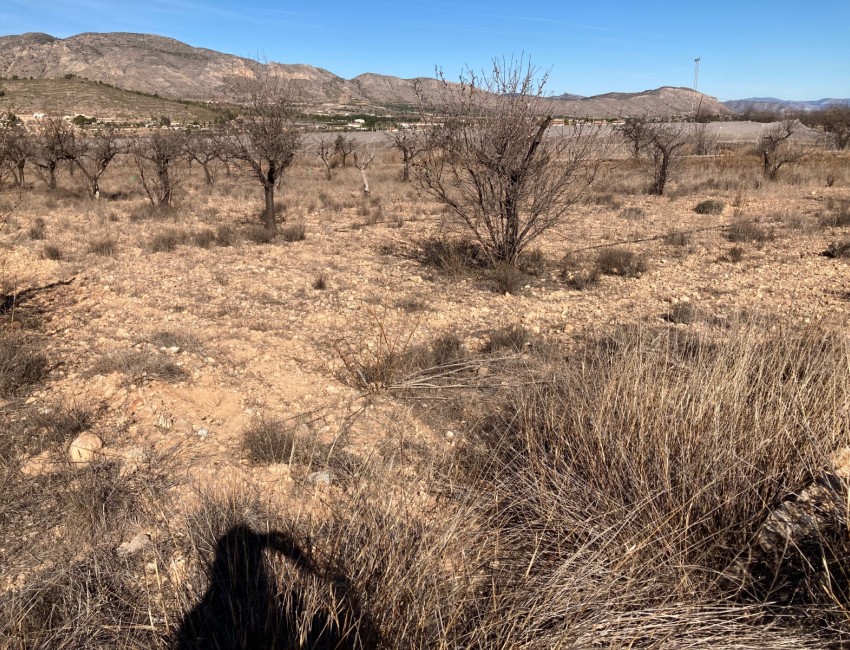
[693,57,701,93]
[691,57,702,117]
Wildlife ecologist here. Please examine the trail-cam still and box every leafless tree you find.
[31,116,76,190]
[132,129,188,208]
[70,125,122,197]
[692,122,716,156]
[621,118,690,195]
[621,117,649,158]
[185,129,224,185]
[820,105,850,150]
[414,58,603,265]
[223,70,302,233]
[334,134,355,167]
[386,126,420,182]
[0,124,29,187]
[0,116,24,226]
[353,149,376,195]
[758,120,813,180]
[316,136,336,181]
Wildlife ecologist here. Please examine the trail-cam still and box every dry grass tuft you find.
[726,219,774,243]
[89,349,188,384]
[0,332,48,397]
[595,247,648,277]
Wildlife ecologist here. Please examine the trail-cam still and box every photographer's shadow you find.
[176,524,367,649]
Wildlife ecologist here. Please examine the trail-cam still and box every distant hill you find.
[0,31,727,118]
[0,76,218,123]
[724,97,850,114]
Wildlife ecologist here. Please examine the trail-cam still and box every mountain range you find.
[9,31,831,119]
[722,97,850,114]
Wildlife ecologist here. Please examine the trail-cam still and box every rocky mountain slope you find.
[724,97,850,114]
[0,31,727,116]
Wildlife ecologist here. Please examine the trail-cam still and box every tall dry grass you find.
[167,321,850,648]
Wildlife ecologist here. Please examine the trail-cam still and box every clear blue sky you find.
[3,0,849,100]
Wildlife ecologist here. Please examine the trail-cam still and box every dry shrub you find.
[595,246,648,277]
[722,245,746,263]
[41,243,64,260]
[483,324,534,353]
[280,222,306,242]
[417,238,488,275]
[312,274,327,290]
[822,239,850,259]
[819,200,850,228]
[663,301,699,324]
[334,308,471,392]
[0,332,48,397]
[726,219,774,243]
[664,229,692,247]
[448,323,849,645]
[89,349,188,384]
[148,227,190,253]
[88,236,118,256]
[694,199,725,215]
[191,228,217,248]
[27,218,46,241]
[242,416,333,469]
[559,251,601,290]
[618,206,646,220]
[243,225,276,245]
[0,449,175,649]
[487,262,525,294]
[215,224,238,247]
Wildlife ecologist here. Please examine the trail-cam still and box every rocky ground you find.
[1,150,849,645]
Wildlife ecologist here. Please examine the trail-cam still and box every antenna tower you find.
[693,57,701,93]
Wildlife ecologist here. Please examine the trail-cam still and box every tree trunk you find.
[402,148,410,182]
[503,181,520,264]
[324,165,332,181]
[201,162,214,185]
[14,160,25,187]
[359,167,370,196]
[158,164,172,206]
[263,184,277,232]
[651,151,670,196]
[47,163,57,190]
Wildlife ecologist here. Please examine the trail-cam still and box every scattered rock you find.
[69,432,103,465]
[116,532,152,557]
[172,419,193,435]
[307,470,333,485]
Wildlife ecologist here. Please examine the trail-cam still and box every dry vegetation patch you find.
[1,132,850,647]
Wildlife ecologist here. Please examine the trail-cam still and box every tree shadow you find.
[176,524,372,649]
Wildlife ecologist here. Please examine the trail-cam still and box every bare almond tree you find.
[71,125,122,197]
[693,122,717,156]
[819,105,850,150]
[224,70,302,233]
[386,126,420,182]
[132,129,187,208]
[0,123,29,187]
[621,118,690,195]
[185,129,224,185]
[758,120,814,180]
[31,115,76,190]
[316,136,336,181]
[353,149,376,195]
[334,134,355,167]
[414,59,603,266]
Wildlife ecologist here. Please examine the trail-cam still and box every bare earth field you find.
[2,145,850,647]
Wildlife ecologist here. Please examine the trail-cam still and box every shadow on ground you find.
[176,524,372,649]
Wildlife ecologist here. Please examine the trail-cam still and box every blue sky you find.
[3,0,849,100]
